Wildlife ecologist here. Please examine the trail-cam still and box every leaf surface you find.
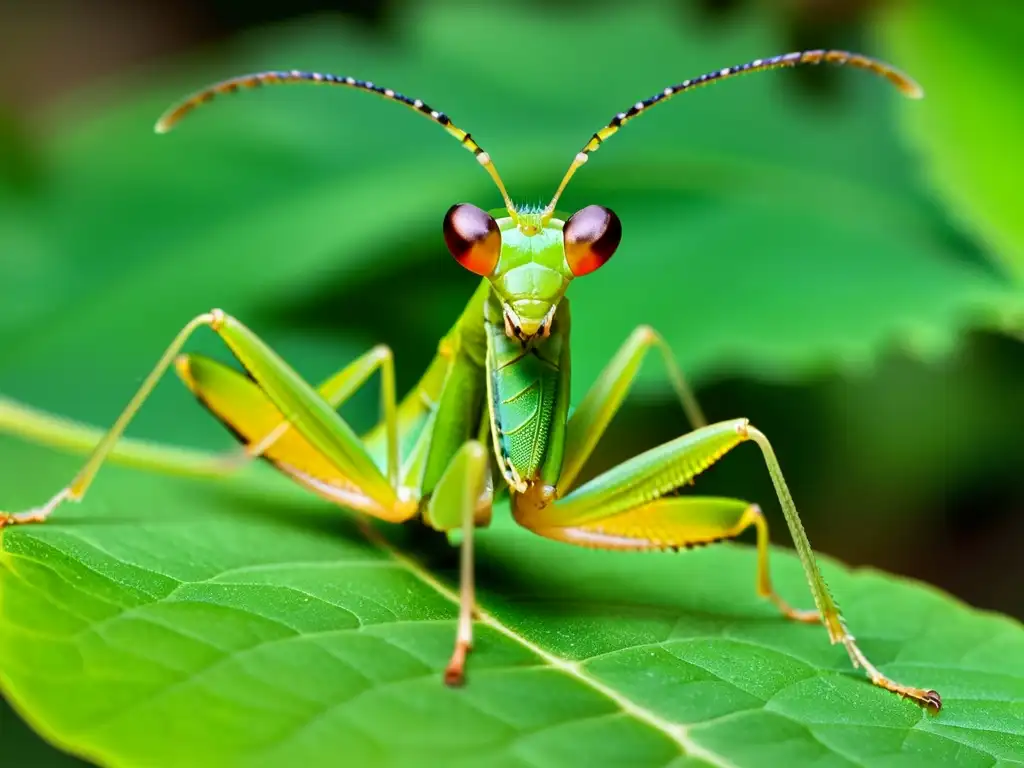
[2,437,1022,768]
[881,1,1024,281]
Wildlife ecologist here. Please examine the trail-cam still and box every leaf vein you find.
[359,525,738,768]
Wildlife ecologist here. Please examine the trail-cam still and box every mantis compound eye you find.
[563,205,622,277]
[443,203,501,276]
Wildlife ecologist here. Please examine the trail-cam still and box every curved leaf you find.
[1,437,1022,767]
[880,0,1024,281]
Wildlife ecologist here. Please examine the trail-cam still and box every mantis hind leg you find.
[526,497,816,624]
[423,440,491,686]
[1,310,412,527]
[0,342,396,482]
[0,312,221,527]
[513,419,941,711]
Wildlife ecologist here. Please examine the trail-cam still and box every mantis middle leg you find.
[423,440,491,685]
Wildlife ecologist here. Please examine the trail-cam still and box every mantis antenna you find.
[541,49,924,222]
[155,70,519,221]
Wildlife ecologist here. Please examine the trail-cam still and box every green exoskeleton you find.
[0,50,941,710]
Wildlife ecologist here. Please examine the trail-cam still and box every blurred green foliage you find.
[1,0,1023,764]
[882,0,1024,280]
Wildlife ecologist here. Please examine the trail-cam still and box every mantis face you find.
[442,203,622,343]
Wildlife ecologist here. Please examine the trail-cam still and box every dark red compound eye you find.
[563,205,622,276]
[443,203,501,276]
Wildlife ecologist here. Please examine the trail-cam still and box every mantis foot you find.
[0,510,49,528]
[767,592,822,624]
[444,639,472,687]
[0,488,71,529]
[843,635,942,712]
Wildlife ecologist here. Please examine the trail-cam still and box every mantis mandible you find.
[0,50,941,711]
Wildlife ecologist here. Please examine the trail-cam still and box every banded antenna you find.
[155,70,519,221]
[542,50,923,222]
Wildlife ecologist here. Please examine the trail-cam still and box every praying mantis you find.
[0,49,942,711]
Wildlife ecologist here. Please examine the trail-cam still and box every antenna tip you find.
[154,103,189,134]
[893,72,925,100]
[154,114,174,134]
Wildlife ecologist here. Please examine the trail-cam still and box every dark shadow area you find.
[0,696,91,768]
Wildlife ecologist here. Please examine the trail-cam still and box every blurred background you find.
[1,0,1022,763]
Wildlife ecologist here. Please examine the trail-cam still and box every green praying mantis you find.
[0,49,942,711]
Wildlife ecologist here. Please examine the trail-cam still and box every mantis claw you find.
[841,636,941,711]
[922,690,943,712]
[897,686,942,712]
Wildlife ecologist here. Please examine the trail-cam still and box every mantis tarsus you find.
[0,49,941,711]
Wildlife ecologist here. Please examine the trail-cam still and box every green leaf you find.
[2,436,1022,767]
[880,1,1024,281]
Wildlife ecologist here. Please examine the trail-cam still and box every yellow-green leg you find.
[181,343,397,479]
[513,419,941,711]
[423,440,491,685]
[0,344,398,504]
[1,313,217,527]
[1,310,414,527]
[560,324,705,491]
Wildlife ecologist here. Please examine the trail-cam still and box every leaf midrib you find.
[2,514,730,767]
[355,523,734,768]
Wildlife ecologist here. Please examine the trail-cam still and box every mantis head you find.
[429,50,919,343]
[442,202,621,342]
[156,53,920,346]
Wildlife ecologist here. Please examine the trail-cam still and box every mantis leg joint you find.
[633,324,657,344]
[208,308,227,330]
